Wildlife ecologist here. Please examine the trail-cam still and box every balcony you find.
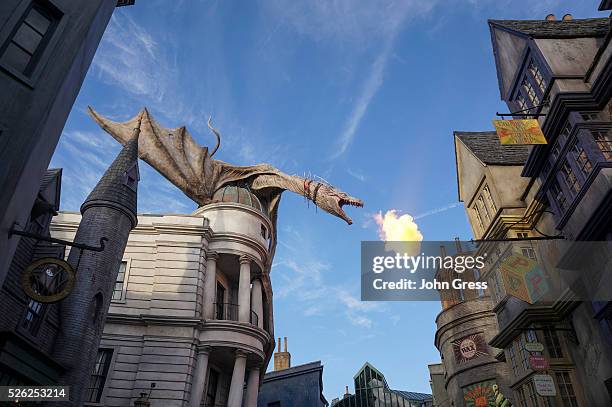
[213,302,259,327]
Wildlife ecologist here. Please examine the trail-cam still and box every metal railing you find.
[213,302,259,327]
[250,310,259,327]
[214,302,239,321]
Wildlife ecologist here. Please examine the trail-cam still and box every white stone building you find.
[51,186,276,407]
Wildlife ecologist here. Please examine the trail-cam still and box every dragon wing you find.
[88,107,214,204]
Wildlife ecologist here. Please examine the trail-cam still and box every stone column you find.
[250,279,264,329]
[202,251,218,320]
[243,366,261,407]
[189,346,211,407]
[238,255,252,323]
[227,350,248,407]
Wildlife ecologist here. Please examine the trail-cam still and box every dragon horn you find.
[207,116,221,157]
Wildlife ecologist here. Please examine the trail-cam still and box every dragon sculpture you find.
[88,107,363,231]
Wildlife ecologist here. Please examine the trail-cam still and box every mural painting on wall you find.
[463,380,497,407]
[453,333,488,363]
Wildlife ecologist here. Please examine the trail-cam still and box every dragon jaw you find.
[311,183,364,225]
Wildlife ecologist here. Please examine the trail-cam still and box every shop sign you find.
[529,355,549,370]
[463,380,496,407]
[533,374,557,396]
[452,334,488,363]
[499,253,549,304]
[492,119,547,145]
[524,342,544,353]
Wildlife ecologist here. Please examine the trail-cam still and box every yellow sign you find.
[492,119,547,145]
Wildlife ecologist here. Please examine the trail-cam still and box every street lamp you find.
[133,383,156,407]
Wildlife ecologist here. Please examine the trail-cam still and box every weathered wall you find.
[0,0,117,286]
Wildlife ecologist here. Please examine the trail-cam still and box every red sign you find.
[529,355,549,370]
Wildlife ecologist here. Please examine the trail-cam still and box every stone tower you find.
[274,337,291,371]
[52,134,139,406]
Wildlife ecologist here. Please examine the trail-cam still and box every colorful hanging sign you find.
[453,334,489,363]
[463,380,496,407]
[533,374,557,396]
[492,119,547,145]
[499,253,549,304]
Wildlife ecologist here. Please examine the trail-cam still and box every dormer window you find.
[482,185,497,214]
[528,60,546,93]
[473,205,485,231]
[123,162,139,192]
[477,196,491,223]
[522,76,539,107]
[516,92,528,112]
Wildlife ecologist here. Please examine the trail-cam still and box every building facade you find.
[0,136,139,406]
[427,364,450,407]
[331,362,432,407]
[452,8,612,406]
[257,337,328,407]
[430,238,513,407]
[51,185,277,407]
[0,0,135,286]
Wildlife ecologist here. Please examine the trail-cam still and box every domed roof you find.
[212,185,263,212]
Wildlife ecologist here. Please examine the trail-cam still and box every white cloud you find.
[346,168,366,182]
[274,257,384,328]
[413,202,463,220]
[262,0,435,45]
[325,0,438,158]
[331,43,390,158]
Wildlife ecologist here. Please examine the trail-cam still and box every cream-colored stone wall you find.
[51,205,274,407]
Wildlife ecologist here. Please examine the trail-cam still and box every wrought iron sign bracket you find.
[496,100,550,118]
[472,208,565,243]
[9,225,108,252]
[471,235,565,243]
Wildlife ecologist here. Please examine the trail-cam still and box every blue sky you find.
[51,0,607,400]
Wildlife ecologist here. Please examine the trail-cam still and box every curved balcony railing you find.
[213,302,259,327]
[250,310,258,327]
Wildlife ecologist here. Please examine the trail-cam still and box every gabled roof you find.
[454,131,529,165]
[489,18,609,39]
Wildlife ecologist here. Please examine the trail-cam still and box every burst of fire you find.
[374,210,423,242]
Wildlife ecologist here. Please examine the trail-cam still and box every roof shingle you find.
[489,18,610,39]
[455,131,530,165]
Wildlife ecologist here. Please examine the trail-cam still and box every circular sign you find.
[524,342,544,353]
[21,258,76,303]
[459,338,478,359]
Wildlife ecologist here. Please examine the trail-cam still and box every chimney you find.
[439,245,446,258]
[345,385,349,395]
[454,237,462,253]
[545,14,556,21]
[562,14,573,21]
[274,336,291,371]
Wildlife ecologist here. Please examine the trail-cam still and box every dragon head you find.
[310,181,364,225]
